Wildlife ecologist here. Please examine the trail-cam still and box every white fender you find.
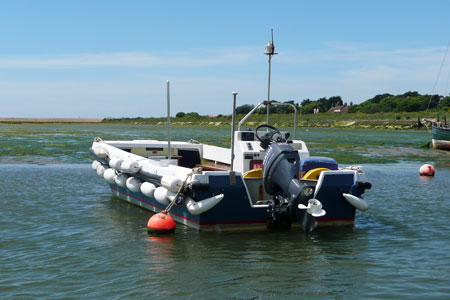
[92,160,101,170]
[126,177,141,193]
[154,187,171,205]
[96,164,106,177]
[161,175,183,193]
[140,182,156,197]
[109,158,124,169]
[185,194,224,215]
[120,160,141,173]
[93,146,108,159]
[114,173,128,187]
[103,168,116,184]
[343,193,369,211]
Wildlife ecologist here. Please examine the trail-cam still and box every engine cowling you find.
[263,143,300,196]
[262,143,323,232]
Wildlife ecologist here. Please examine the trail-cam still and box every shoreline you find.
[0,118,425,129]
[1,113,445,130]
[102,119,425,130]
[0,118,103,123]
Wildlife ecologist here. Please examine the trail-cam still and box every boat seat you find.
[243,168,263,178]
[301,156,338,173]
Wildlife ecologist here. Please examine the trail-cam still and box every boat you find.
[422,117,450,150]
[90,36,372,232]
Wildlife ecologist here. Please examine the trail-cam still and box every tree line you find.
[175,91,450,117]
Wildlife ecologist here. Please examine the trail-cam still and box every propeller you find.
[298,199,326,232]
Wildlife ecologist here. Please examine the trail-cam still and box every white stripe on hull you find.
[110,188,268,231]
[432,139,450,150]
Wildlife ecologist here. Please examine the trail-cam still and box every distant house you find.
[328,105,348,113]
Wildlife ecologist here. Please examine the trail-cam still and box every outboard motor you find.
[263,143,324,232]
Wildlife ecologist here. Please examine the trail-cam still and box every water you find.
[1,124,449,299]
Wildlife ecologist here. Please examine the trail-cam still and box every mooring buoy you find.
[147,212,176,234]
[419,164,435,176]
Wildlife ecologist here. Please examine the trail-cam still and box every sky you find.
[1,0,450,118]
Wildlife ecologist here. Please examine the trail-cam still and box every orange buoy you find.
[419,164,435,176]
[147,212,176,234]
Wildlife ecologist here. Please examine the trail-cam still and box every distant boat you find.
[432,123,450,150]
[422,118,450,150]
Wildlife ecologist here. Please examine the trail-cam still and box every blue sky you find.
[1,0,450,118]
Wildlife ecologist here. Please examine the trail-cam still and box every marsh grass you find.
[101,111,447,130]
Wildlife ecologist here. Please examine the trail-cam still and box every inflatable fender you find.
[93,146,108,159]
[154,187,171,205]
[126,177,141,193]
[120,160,141,174]
[114,173,128,187]
[140,182,156,198]
[92,160,101,170]
[103,168,117,184]
[343,193,369,211]
[96,164,106,177]
[185,194,224,215]
[109,158,124,170]
[161,175,183,193]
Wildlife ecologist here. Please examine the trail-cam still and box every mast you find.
[166,80,171,160]
[265,29,277,125]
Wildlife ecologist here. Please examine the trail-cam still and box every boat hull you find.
[432,139,450,150]
[108,174,270,231]
[432,126,450,150]
[108,171,357,231]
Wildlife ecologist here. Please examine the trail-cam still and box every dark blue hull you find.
[110,173,269,230]
[108,172,357,230]
[314,172,357,224]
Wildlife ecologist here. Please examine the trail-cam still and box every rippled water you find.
[1,124,449,299]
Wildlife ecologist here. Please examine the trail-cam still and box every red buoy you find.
[419,164,435,176]
[147,212,176,234]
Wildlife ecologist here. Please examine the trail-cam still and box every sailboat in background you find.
[422,117,450,150]
[421,40,450,150]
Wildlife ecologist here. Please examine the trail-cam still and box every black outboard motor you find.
[263,143,321,232]
[263,143,302,196]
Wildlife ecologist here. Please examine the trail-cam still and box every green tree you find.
[327,96,343,108]
[236,104,254,114]
[185,112,200,118]
[439,96,450,108]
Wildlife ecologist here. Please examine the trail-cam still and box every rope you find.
[340,165,365,173]
[445,60,450,97]
[162,172,193,214]
[427,40,450,112]
[423,119,432,134]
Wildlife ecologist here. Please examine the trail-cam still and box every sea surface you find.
[1,124,449,299]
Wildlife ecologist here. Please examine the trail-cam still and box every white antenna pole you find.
[230,92,237,185]
[265,29,277,125]
[166,80,171,160]
[231,92,237,171]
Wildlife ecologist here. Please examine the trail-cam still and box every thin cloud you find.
[0,48,258,69]
[280,43,447,66]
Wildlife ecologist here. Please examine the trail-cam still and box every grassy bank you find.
[101,111,448,130]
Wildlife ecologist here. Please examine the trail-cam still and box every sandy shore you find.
[0,118,103,123]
